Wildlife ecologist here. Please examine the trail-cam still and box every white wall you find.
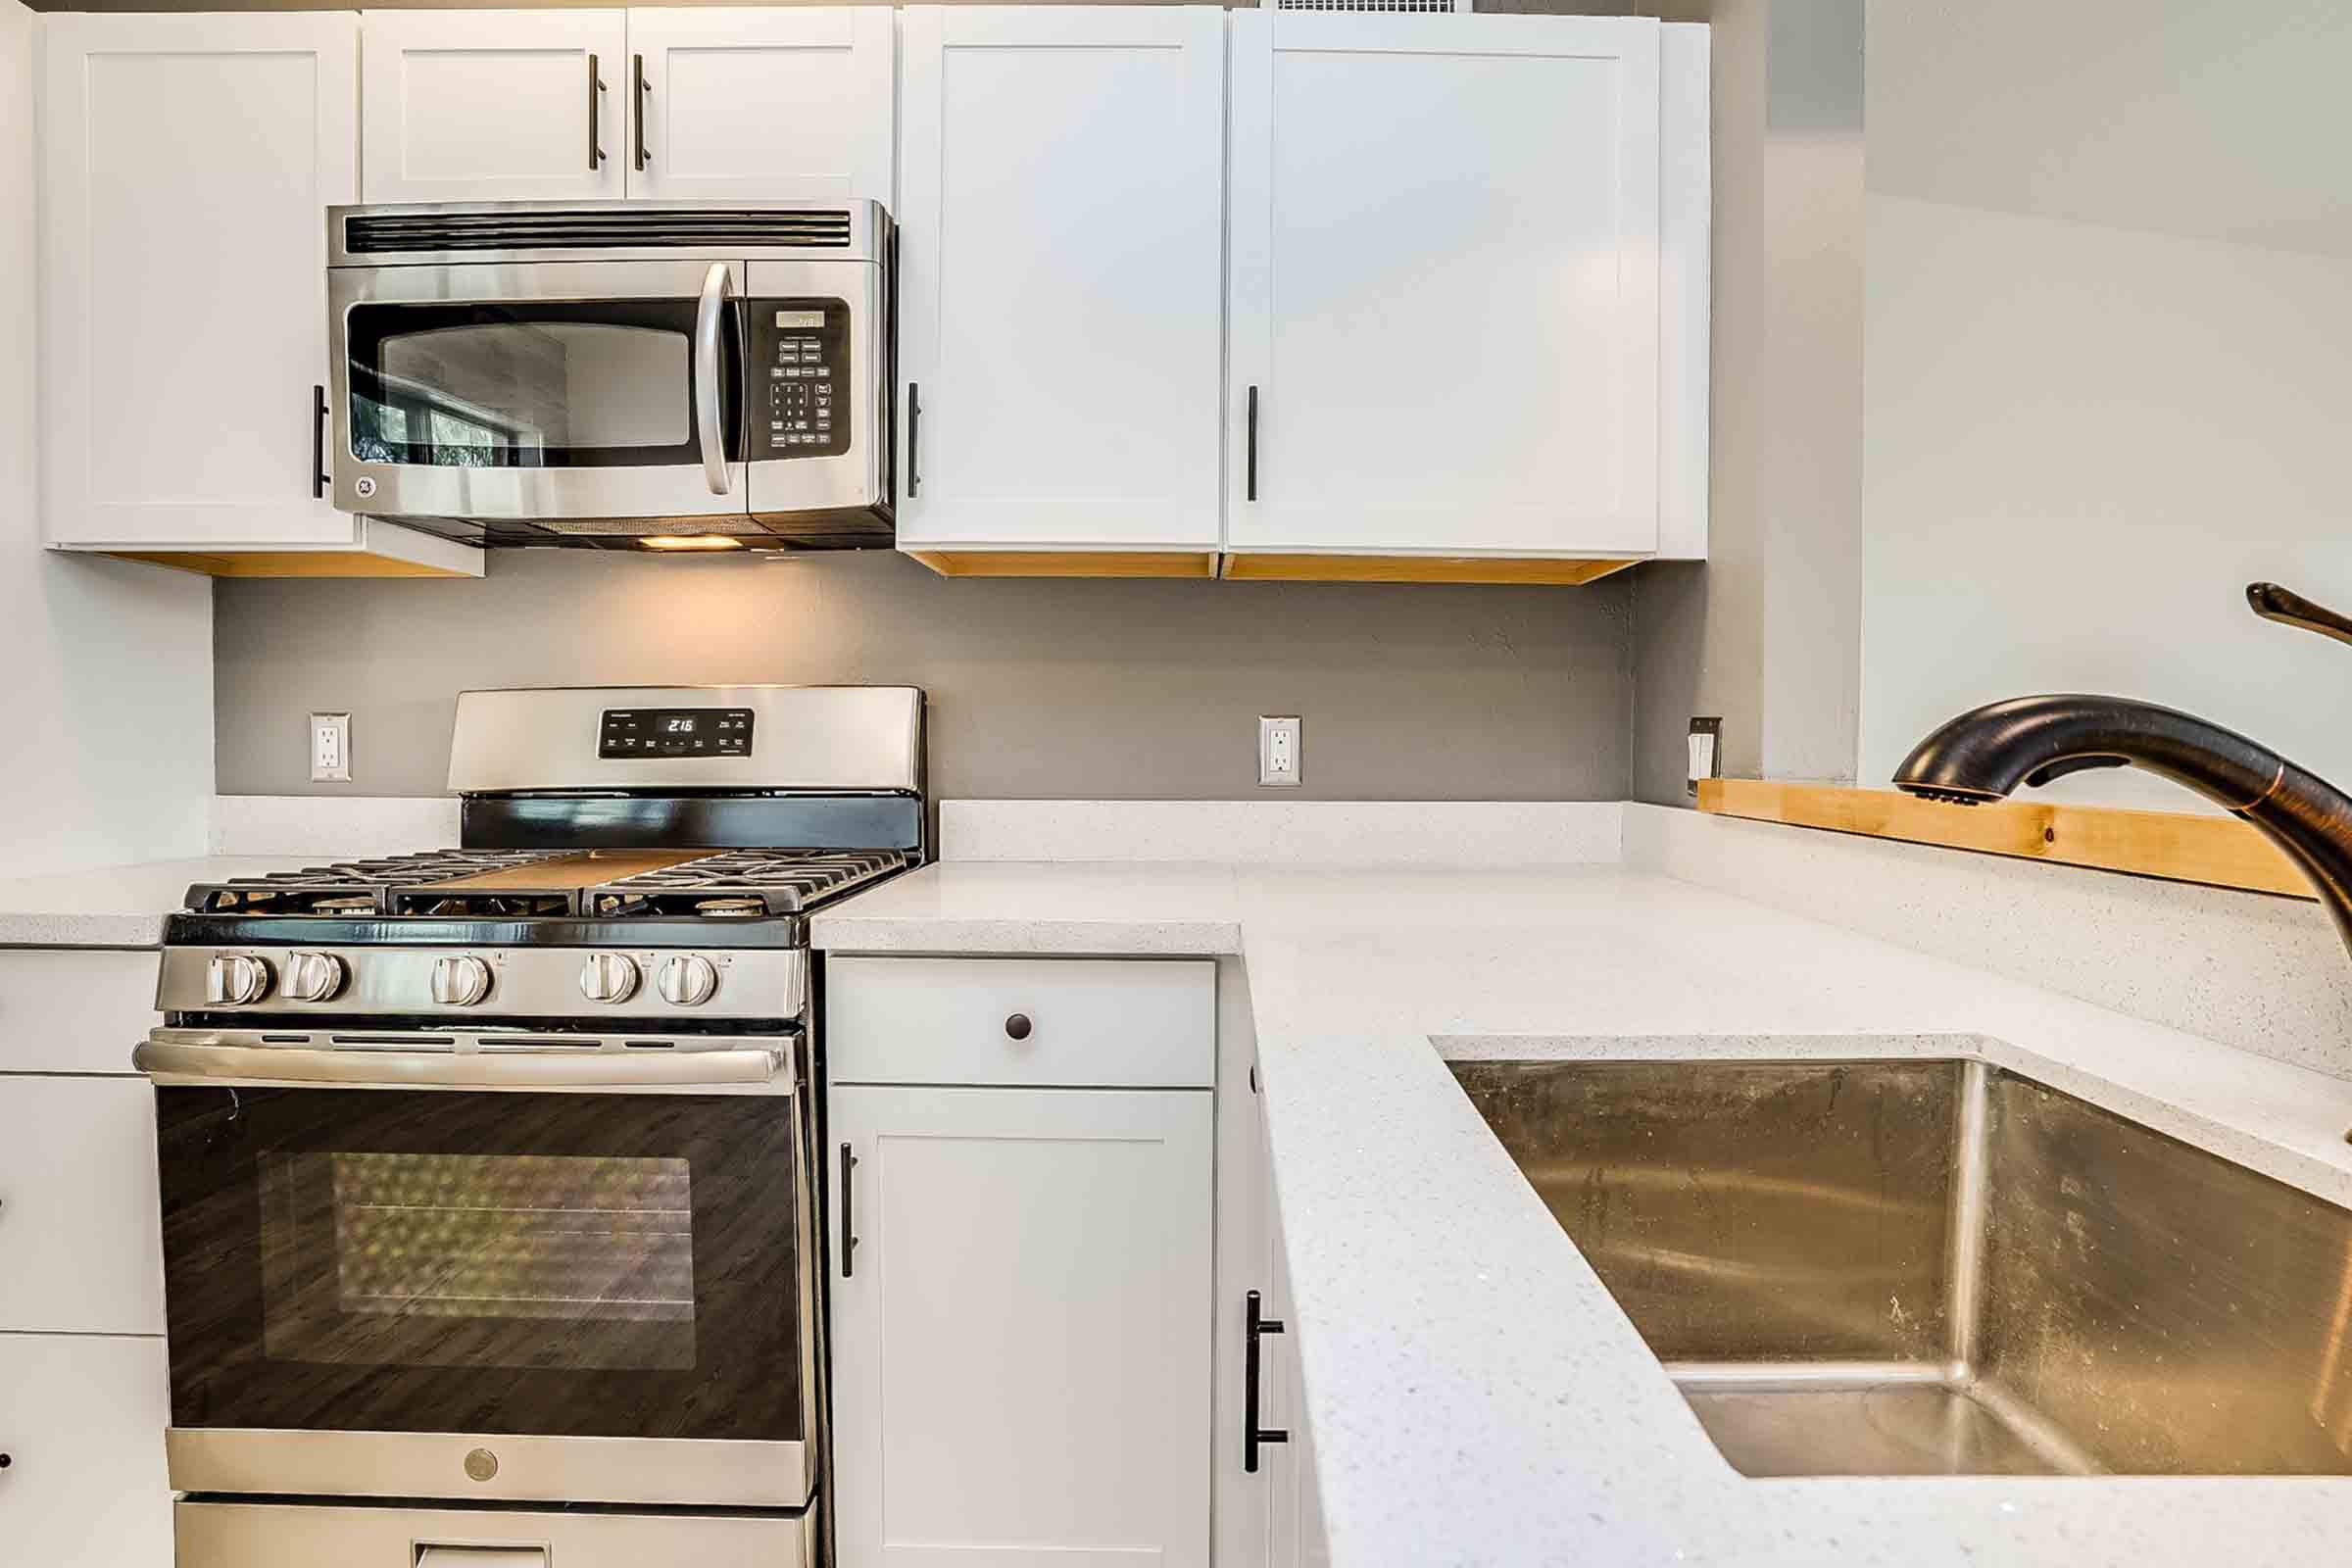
[1,0,213,874]
[1858,0,2352,808]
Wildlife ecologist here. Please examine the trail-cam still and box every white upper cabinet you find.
[1226,13,1666,563]
[623,7,893,203]
[362,9,629,204]
[895,6,1226,560]
[40,13,364,550]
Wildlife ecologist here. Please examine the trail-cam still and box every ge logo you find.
[354,476,378,499]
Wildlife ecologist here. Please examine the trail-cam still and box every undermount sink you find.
[1450,1056,2352,1478]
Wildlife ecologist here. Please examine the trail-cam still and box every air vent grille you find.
[1271,0,1461,10]
[343,208,854,255]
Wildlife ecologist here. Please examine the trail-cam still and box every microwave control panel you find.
[752,299,852,462]
[598,708,756,760]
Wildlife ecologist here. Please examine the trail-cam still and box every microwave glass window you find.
[258,1152,698,1373]
[345,301,741,470]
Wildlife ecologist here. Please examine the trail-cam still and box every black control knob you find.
[1004,1013,1033,1042]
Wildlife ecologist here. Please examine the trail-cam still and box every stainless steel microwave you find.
[325,201,894,549]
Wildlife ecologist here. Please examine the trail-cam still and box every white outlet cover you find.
[1259,715,1302,788]
[311,711,353,783]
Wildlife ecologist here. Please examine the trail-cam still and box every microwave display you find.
[751,297,851,463]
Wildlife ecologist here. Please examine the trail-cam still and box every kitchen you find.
[6,1,2352,1565]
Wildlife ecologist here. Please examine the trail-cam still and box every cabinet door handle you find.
[840,1141,860,1278]
[588,53,607,171]
[1245,1289,1290,1473]
[632,53,649,172]
[906,382,922,498]
[312,385,329,500]
[1245,384,1259,503]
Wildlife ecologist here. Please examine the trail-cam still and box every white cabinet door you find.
[362,9,628,204]
[0,1334,172,1568]
[831,1085,1213,1568]
[623,8,892,203]
[1227,13,1663,560]
[0,1078,165,1335]
[896,6,1225,555]
[40,13,361,549]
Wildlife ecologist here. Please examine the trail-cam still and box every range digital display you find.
[599,708,754,760]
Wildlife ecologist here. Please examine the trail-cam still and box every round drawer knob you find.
[1004,1013,1033,1042]
[0,1452,13,1470]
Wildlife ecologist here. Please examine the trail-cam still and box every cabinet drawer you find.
[0,949,160,1074]
[0,1333,172,1568]
[827,957,1214,1088]
[0,1077,165,1334]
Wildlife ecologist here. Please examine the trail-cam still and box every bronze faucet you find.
[1890,583,2352,956]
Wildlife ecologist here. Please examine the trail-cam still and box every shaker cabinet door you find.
[1226,13,1665,562]
[830,1083,1214,1568]
[622,7,893,203]
[39,13,361,550]
[362,9,628,204]
[0,1334,172,1568]
[894,6,1226,558]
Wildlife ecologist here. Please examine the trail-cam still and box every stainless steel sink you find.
[1450,1057,2352,1477]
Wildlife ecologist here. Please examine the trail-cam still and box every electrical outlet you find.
[1259,715,1302,788]
[311,711,353,783]
[1687,716,1723,798]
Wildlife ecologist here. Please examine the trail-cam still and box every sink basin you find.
[1450,1056,2352,1477]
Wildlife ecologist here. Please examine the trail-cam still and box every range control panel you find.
[599,708,756,760]
[751,299,852,461]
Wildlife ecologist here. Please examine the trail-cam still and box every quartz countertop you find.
[0,857,321,947]
[815,859,2352,1566]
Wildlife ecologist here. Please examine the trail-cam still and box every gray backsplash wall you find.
[214,549,1635,800]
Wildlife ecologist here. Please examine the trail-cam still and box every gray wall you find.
[215,550,1634,800]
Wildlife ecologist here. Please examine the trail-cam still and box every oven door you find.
[144,1034,816,1508]
[329,259,751,531]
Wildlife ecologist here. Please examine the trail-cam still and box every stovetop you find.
[185,846,919,923]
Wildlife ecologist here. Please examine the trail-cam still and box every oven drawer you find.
[0,1075,165,1333]
[174,1498,811,1568]
[0,948,159,1073]
[826,956,1214,1088]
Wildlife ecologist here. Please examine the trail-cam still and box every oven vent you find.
[342,207,855,255]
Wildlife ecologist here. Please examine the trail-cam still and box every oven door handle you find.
[695,260,735,497]
[133,1038,785,1090]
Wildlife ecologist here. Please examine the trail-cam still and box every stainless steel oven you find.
[325,202,893,549]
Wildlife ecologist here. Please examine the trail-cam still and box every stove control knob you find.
[658,954,719,1007]
[205,954,273,1005]
[430,955,493,1007]
[281,951,347,1004]
[579,953,641,1004]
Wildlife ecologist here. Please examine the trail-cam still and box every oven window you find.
[156,1087,802,1443]
[259,1152,698,1372]
[344,302,741,469]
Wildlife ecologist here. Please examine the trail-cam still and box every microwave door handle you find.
[695,261,734,497]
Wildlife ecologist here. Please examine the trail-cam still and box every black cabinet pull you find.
[1245,1289,1290,1473]
[1004,1012,1033,1041]
[312,385,329,499]
[840,1142,860,1278]
[906,382,922,498]
[0,1452,13,1470]
[588,53,607,171]
[632,54,649,172]
[1245,384,1258,502]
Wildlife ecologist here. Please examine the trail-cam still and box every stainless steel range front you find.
[137,684,924,1568]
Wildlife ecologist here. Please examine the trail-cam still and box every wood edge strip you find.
[100,550,474,579]
[1696,779,2314,902]
[908,550,1218,579]
[1219,554,1641,585]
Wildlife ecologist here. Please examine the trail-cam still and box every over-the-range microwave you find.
[325,201,894,550]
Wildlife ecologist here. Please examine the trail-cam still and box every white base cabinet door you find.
[0,1077,165,1336]
[0,1334,172,1567]
[894,6,1226,556]
[39,13,361,551]
[362,9,629,204]
[830,1084,1213,1568]
[1226,12,1663,562]
[622,7,893,203]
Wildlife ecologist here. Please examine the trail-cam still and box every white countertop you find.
[0,857,320,947]
[815,859,2352,1567]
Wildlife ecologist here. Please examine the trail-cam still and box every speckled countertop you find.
[0,858,320,947]
[816,860,2352,1566]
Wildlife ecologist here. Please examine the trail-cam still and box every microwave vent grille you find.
[343,208,855,255]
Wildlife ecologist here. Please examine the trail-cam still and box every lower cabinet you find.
[0,1333,172,1566]
[828,1083,1213,1567]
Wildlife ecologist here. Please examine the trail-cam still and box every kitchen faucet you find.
[1889,583,2352,958]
